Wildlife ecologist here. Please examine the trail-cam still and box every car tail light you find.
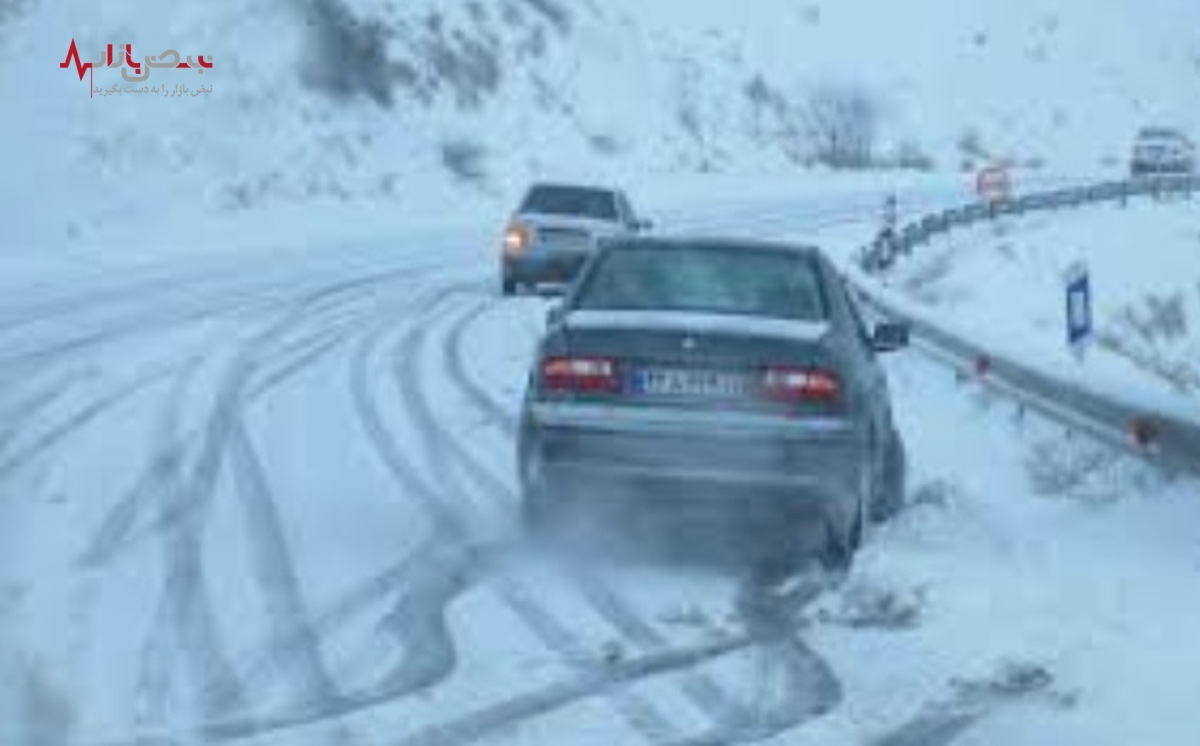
[542,357,620,393]
[503,222,532,257]
[762,367,841,403]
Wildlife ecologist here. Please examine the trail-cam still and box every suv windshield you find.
[520,186,619,221]
[575,245,828,321]
[1137,128,1185,143]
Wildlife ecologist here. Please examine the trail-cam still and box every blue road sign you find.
[1065,262,1092,353]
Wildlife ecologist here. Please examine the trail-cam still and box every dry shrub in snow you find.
[803,82,883,169]
[1098,292,1199,395]
[0,0,32,26]
[300,0,396,107]
[1025,436,1166,503]
[441,139,489,183]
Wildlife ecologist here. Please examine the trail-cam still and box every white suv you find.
[500,183,652,296]
[1130,127,1196,178]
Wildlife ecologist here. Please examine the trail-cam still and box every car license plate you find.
[542,230,592,253]
[633,368,749,398]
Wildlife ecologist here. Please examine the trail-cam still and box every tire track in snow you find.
[108,289,614,743]
[65,367,197,746]
[122,541,476,744]
[87,623,752,746]
[206,536,442,709]
[370,544,481,700]
[359,285,682,743]
[443,302,521,438]
[0,368,86,442]
[0,255,439,376]
[670,578,843,745]
[0,362,186,487]
[131,366,207,741]
[77,319,365,570]
[188,313,760,746]
[866,664,1063,746]
[130,275,415,738]
[81,273,782,745]
[133,356,249,735]
[389,634,754,746]
[77,266,422,572]
[142,274,433,739]
[174,275,484,737]
[134,445,247,736]
[72,254,837,745]
[226,421,347,712]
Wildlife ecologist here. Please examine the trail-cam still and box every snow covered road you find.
[1,189,1198,746]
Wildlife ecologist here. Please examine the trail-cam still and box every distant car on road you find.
[517,237,909,570]
[500,183,652,295]
[1130,127,1195,178]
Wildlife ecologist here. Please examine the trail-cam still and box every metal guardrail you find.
[851,173,1200,476]
[861,174,1200,267]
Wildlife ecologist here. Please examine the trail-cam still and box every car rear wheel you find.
[818,474,868,574]
[502,276,518,296]
[817,517,858,575]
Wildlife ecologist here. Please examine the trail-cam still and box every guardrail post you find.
[1120,181,1129,209]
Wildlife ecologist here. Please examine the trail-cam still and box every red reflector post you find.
[763,367,841,403]
[543,357,619,393]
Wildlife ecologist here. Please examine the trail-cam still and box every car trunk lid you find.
[549,310,843,415]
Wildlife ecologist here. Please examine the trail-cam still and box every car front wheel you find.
[871,431,907,523]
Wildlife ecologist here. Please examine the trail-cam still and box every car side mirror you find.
[871,321,910,353]
[546,303,565,327]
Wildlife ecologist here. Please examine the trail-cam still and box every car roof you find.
[526,182,620,195]
[1137,127,1188,140]
[599,235,824,260]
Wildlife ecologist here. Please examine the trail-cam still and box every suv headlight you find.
[503,222,532,257]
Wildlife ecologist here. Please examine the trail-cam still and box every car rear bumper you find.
[520,402,866,506]
[504,252,590,284]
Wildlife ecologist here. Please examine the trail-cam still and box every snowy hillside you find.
[5,0,1200,259]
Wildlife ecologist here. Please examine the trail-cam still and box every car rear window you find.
[1139,128,1182,140]
[574,244,828,321]
[520,186,618,221]
[1137,129,1188,146]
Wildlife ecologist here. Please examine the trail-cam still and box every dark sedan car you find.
[517,237,909,569]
